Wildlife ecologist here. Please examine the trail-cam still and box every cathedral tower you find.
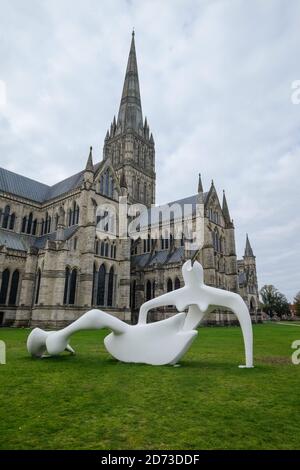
[103,32,156,207]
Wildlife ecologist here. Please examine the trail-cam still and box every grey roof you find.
[33,225,79,249]
[168,246,185,263]
[138,193,208,229]
[0,167,49,203]
[0,162,102,203]
[132,246,185,268]
[0,225,78,252]
[0,230,33,251]
[44,171,84,201]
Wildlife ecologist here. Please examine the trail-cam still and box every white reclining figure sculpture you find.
[27,260,253,368]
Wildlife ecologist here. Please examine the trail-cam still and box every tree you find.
[260,285,290,318]
[294,291,300,317]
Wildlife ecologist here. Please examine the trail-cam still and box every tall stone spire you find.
[117,31,143,133]
[244,234,254,257]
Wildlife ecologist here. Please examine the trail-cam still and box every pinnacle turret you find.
[198,173,203,193]
[244,234,254,257]
[85,146,94,172]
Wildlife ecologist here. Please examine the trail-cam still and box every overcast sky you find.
[0,0,299,300]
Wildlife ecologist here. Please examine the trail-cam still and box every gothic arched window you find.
[75,204,79,224]
[92,263,97,305]
[32,219,37,235]
[107,266,114,306]
[141,150,144,168]
[40,219,45,236]
[63,267,70,305]
[71,202,76,225]
[8,270,19,305]
[100,242,105,257]
[104,243,109,257]
[27,212,33,234]
[105,170,110,196]
[35,269,41,304]
[45,213,51,234]
[97,264,106,306]
[152,280,155,299]
[146,280,152,301]
[167,278,173,292]
[68,209,72,227]
[21,216,27,233]
[130,280,136,310]
[181,233,184,246]
[2,205,10,229]
[175,277,181,290]
[109,176,114,198]
[164,231,169,250]
[68,269,77,305]
[0,269,10,305]
[9,213,15,230]
[147,234,151,252]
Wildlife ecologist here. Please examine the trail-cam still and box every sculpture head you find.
[182,260,204,288]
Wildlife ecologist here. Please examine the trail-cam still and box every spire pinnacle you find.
[244,234,254,257]
[222,190,233,227]
[85,146,94,172]
[198,173,203,193]
[117,32,143,132]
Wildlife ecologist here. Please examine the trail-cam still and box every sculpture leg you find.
[27,309,129,357]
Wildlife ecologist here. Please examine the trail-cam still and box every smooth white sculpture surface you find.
[27,260,253,368]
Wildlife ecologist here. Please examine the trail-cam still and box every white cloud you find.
[0,0,300,300]
[0,80,7,109]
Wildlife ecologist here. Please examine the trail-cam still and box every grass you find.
[0,323,299,450]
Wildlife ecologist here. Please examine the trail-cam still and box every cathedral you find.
[0,33,260,328]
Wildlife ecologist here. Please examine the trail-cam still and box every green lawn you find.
[0,324,299,450]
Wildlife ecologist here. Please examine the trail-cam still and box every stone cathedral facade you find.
[0,33,260,328]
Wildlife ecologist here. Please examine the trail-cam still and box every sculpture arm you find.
[138,289,187,324]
